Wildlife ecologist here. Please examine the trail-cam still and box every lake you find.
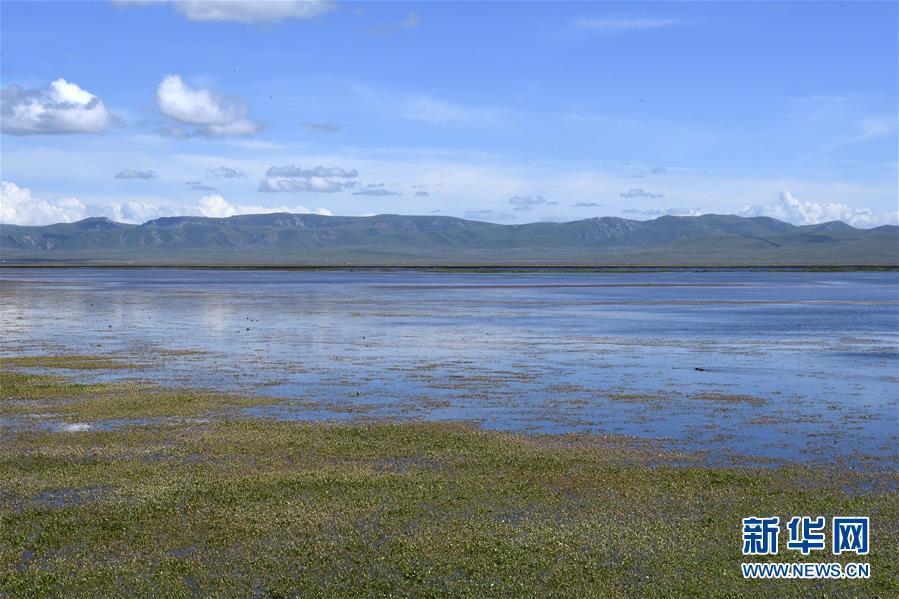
[2,268,897,465]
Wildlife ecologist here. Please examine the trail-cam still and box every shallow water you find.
[2,268,897,464]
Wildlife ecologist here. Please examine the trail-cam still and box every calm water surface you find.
[2,268,897,464]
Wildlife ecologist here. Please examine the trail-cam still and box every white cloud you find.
[0,181,86,225]
[572,17,681,32]
[90,200,171,223]
[197,194,331,218]
[197,194,239,218]
[156,75,262,136]
[173,1,334,23]
[738,190,898,227]
[0,181,331,226]
[1,79,115,135]
[259,165,358,193]
[115,1,334,23]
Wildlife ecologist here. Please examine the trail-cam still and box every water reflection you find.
[1,268,897,464]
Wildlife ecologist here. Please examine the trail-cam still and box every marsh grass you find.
[0,367,896,597]
[0,355,131,371]
[0,371,278,419]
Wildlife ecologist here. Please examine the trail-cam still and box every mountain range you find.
[1,213,897,266]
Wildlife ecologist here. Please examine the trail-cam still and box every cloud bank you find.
[0,182,332,225]
[0,181,87,225]
[196,194,332,218]
[738,190,898,227]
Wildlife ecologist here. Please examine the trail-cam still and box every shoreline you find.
[2,263,898,272]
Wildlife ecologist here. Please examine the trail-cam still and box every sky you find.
[1,0,897,227]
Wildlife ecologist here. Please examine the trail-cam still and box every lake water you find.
[2,268,897,465]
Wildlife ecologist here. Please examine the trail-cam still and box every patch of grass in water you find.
[0,355,131,371]
[0,371,278,419]
[690,392,767,407]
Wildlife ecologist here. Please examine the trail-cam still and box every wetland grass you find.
[0,366,896,597]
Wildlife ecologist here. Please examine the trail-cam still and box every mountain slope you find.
[1,213,896,266]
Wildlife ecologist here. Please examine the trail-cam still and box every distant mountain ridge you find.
[1,213,897,265]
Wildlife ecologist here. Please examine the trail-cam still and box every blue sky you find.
[1,0,896,226]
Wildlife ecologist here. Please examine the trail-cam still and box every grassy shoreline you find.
[1,366,897,596]
[2,263,898,272]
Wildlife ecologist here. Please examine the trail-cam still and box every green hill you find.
[1,213,896,266]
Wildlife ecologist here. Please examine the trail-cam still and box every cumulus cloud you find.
[508,195,557,211]
[302,121,341,133]
[197,194,331,218]
[156,75,262,136]
[116,1,335,23]
[115,169,158,180]
[1,79,116,135]
[737,190,898,228]
[620,188,664,199]
[572,202,602,207]
[90,200,172,223]
[463,209,516,222]
[0,181,337,226]
[259,165,358,193]
[207,166,247,179]
[0,181,86,225]
[0,181,182,225]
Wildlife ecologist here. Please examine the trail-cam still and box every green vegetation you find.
[0,355,131,371]
[1,367,896,597]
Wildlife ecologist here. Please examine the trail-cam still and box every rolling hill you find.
[1,213,896,266]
